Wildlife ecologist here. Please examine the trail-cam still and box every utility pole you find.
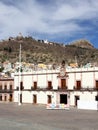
[18,44,22,106]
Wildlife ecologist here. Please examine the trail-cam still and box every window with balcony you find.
[95,80,98,90]
[61,79,67,89]
[34,82,37,89]
[48,81,52,90]
[0,85,2,90]
[10,85,13,90]
[4,85,7,90]
[76,80,81,90]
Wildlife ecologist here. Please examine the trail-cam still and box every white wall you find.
[22,91,32,103]
[38,75,46,88]
[78,100,98,110]
[23,75,32,89]
[82,72,94,88]
[14,91,19,102]
[68,73,75,89]
[52,74,58,90]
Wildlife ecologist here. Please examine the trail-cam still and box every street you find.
[0,103,98,130]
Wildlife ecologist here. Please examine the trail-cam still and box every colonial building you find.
[0,76,14,102]
[14,66,98,110]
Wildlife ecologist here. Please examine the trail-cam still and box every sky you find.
[0,0,98,48]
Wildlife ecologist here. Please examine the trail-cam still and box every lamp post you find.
[18,44,22,106]
[96,89,98,112]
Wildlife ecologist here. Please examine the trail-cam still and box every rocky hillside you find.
[0,36,98,66]
[70,39,94,49]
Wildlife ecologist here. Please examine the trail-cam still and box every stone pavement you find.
[0,103,98,130]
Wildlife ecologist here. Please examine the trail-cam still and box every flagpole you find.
[18,44,22,106]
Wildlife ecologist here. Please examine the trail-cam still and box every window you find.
[95,80,98,90]
[76,81,81,90]
[4,85,7,90]
[0,95,2,101]
[61,79,67,89]
[34,82,37,89]
[0,85,2,90]
[48,81,52,89]
[10,85,12,90]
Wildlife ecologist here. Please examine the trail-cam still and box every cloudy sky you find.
[0,0,98,48]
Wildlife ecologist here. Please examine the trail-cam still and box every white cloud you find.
[0,0,98,42]
[52,0,98,20]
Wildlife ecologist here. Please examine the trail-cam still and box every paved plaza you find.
[0,103,98,130]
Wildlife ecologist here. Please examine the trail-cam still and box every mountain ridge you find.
[0,36,98,66]
[70,39,94,49]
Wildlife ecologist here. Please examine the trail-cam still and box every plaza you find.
[0,103,98,130]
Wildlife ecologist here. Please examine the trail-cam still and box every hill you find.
[70,39,94,49]
[0,36,98,66]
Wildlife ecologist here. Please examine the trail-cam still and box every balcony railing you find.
[73,86,98,91]
[13,86,98,92]
[0,89,14,93]
[31,86,37,90]
[30,86,54,91]
[58,86,68,90]
[46,86,53,90]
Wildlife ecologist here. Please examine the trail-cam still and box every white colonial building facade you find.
[14,66,98,110]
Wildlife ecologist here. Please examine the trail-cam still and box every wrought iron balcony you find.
[73,86,98,91]
[0,89,14,93]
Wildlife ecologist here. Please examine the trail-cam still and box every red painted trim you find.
[74,72,76,87]
[93,69,95,87]
[81,70,82,87]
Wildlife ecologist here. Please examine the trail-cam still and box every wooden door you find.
[33,95,37,104]
[96,80,98,90]
[9,94,13,102]
[60,94,67,104]
[75,96,80,106]
[47,95,51,104]
[4,95,7,101]
[20,94,22,103]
